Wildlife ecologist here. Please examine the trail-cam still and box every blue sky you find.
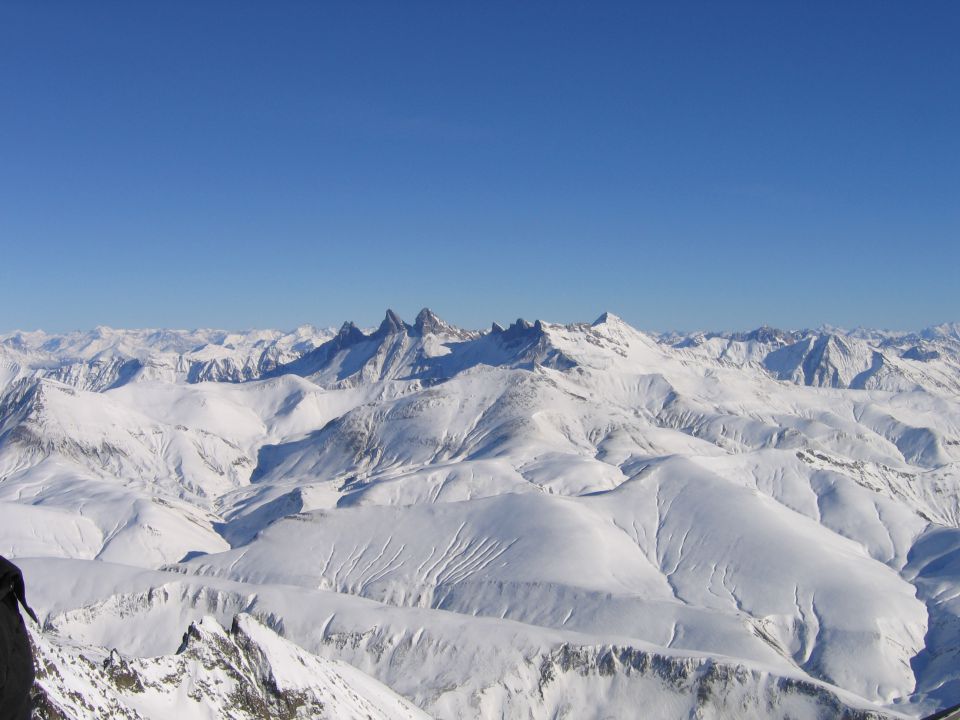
[1,1,957,333]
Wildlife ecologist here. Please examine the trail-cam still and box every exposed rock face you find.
[30,614,429,720]
[414,308,467,338]
[374,309,409,339]
[535,644,896,720]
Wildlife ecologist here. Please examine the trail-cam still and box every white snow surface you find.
[31,610,429,719]
[3,309,960,718]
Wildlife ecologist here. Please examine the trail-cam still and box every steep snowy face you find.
[2,310,960,719]
[31,612,430,720]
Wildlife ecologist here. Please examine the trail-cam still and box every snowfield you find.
[2,310,960,718]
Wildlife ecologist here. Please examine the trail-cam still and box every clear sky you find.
[1,1,957,333]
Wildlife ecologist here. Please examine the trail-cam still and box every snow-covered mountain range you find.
[3,310,960,719]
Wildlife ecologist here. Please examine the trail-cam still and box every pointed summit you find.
[738,325,790,345]
[414,308,445,335]
[592,311,622,327]
[375,309,408,338]
[337,320,357,335]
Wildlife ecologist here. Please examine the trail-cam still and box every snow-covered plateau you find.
[3,310,960,719]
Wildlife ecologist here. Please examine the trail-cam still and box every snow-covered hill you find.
[3,310,960,718]
[0,324,335,392]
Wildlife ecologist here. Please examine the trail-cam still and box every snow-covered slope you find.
[0,324,335,392]
[665,324,960,395]
[31,611,429,720]
[3,309,960,718]
[19,559,900,720]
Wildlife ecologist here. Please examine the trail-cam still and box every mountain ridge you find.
[2,309,960,718]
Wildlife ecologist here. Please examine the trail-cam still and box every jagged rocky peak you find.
[731,325,793,345]
[374,309,409,338]
[305,321,369,358]
[335,321,367,345]
[414,307,448,335]
[495,318,544,343]
[31,613,430,720]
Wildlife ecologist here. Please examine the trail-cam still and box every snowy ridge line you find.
[30,611,429,720]
[3,310,959,395]
[2,309,960,718]
[25,567,905,720]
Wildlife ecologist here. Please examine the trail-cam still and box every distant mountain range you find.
[3,310,960,719]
